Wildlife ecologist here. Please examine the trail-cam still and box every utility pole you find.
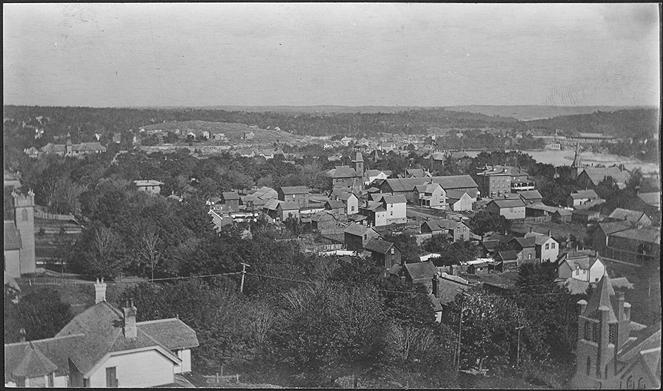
[456,291,466,371]
[516,324,524,367]
[239,263,250,294]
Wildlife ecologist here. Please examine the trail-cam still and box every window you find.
[551,243,556,249]
[586,357,591,375]
[390,248,394,255]
[48,373,54,387]
[626,376,633,389]
[584,322,591,340]
[528,254,532,260]
[593,323,600,342]
[390,211,393,216]
[637,378,645,389]
[545,244,550,250]
[351,206,355,212]
[83,378,89,388]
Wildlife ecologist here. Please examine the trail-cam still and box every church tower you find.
[570,273,632,389]
[12,190,36,275]
[352,152,364,193]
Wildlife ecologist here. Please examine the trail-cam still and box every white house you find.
[364,170,392,186]
[333,191,360,215]
[133,180,164,195]
[379,194,407,224]
[558,254,606,284]
[447,190,474,212]
[4,280,198,388]
[525,231,559,263]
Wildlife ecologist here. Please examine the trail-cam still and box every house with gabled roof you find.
[568,189,600,207]
[524,230,559,262]
[359,201,388,227]
[344,224,381,251]
[518,190,543,204]
[576,166,631,190]
[505,236,537,265]
[569,274,659,389]
[421,219,471,242]
[277,201,300,221]
[446,189,474,211]
[607,208,652,228]
[4,281,198,388]
[277,186,310,208]
[364,239,401,270]
[486,198,526,220]
[220,191,240,212]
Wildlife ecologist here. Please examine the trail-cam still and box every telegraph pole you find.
[516,324,524,367]
[239,263,250,294]
[456,291,466,371]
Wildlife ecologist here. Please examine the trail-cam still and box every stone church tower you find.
[12,189,36,275]
[351,151,364,193]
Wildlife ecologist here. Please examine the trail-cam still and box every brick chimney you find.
[94,278,106,304]
[122,299,137,340]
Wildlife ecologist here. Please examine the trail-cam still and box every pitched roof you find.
[344,223,372,236]
[423,219,459,232]
[55,302,180,375]
[436,276,469,305]
[610,227,661,244]
[8,342,59,378]
[4,334,84,379]
[569,189,599,199]
[404,261,437,281]
[580,167,630,185]
[328,166,357,178]
[477,166,528,177]
[609,208,647,224]
[277,201,300,211]
[433,175,478,191]
[518,190,543,200]
[489,198,526,208]
[583,274,618,323]
[279,186,310,195]
[554,208,572,216]
[406,168,426,177]
[136,319,199,350]
[526,203,559,213]
[325,200,345,210]
[598,220,633,235]
[4,221,21,251]
[512,236,536,248]
[446,189,470,201]
[221,191,240,200]
[497,250,519,261]
[381,194,407,204]
[574,198,606,210]
[364,239,395,254]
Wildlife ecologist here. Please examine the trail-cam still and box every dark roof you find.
[404,261,437,281]
[279,186,310,195]
[325,200,345,210]
[4,221,21,250]
[569,189,599,199]
[572,209,599,216]
[554,209,572,216]
[423,219,460,232]
[511,236,536,248]
[580,167,630,185]
[8,343,58,378]
[364,239,395,254]
[137,319,199,350]
[583,274,618,323]
[383,175,477,194]
[446,189,471,200]
[221,191,240,200]
[497,250,519,261]
[436,276,469,305]
[489,199,526,208]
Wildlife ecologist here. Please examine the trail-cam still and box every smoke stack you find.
[122,299,137,340]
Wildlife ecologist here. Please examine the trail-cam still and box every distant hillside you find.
[140,120,299,144]
[525,109,660,139]
[447,105,652,121]
[159,105,428,114]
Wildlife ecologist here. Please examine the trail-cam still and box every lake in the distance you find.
[463,150,660,174]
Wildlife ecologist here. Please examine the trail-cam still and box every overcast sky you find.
[3,3,660,107]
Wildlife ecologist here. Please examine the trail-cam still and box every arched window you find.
[584,322,591,340]
[626,375,633,389]
[637,378,644,389]
[586,356,591,375]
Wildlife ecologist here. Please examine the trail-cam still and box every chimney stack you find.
[432,275,439,297]
[547,230,552,237]
[94,278,106,304]
[617,291,625,321]
[623,302,631,321]
[122,299,137,340]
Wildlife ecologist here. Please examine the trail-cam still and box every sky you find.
[3,3,660,107]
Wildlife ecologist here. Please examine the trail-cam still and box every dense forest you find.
[526,108,660,139]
